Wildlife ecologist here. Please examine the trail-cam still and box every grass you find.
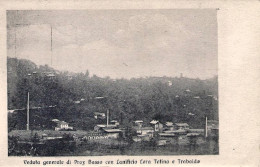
[9,130,218,156]
[8,130,89,140]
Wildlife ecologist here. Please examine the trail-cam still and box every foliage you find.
[8,57,218,131]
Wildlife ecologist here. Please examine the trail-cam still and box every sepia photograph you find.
[7,10,218,156]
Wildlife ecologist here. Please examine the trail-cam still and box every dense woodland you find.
[7,57,218,132]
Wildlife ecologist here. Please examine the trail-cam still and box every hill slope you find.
[8,57,218,131]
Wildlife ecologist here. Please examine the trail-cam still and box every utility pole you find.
[50,26,53,66]
[26,92,30,130]
[205,116,208,138]
[107,109,109,127]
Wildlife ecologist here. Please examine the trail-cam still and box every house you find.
[82,132,109,141]
[175,123,189,130]
[55,121,73,131]
[134,134,150,142]
[188,129,204,135]
[164,129,187,135]
[185,89,191,92]
[211,127,219,137]
[164,122,174,131]
[52,119,59,122]
[45,73,56,78]
[207,120,219,130]
[89,124,122,139]
[133,126,154,137]
[150,120,163,132]
[158,133,178,144]
[102,128,122,139]
[133,120,143,128]
[94,112,106,119]
[110,120,120,126]
[186,133,201,137]
[168,81,172,86]
[94,124,117,132]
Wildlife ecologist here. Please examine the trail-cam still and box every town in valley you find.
[8,60,218,156]
[7,10,218,156]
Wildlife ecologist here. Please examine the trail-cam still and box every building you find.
[133,134,151,142]
[55,121,73,131]
[150,120,163,132]
[164,122,174,131]
[94,124,117,132]
[94,112,106,119]
[103,128,122,139]
[207,120,219,130]
[133,126,154,137]
[211,127,219,137]
[164,129,187,135]
[188,129,204,135]
[158,133,178,144]
[84,124,122,140]
[175,123,189,130]
[52,119,59,122]
[133,120,143,128]
[207,120,219,136]
[110,120,120,126]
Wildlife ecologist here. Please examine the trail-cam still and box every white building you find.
[55,121,73,131]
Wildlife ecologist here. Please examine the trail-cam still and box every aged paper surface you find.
[0,0,259,167]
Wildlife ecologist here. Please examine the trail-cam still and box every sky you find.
[7,10,217,79]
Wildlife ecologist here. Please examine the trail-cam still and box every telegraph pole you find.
[107,109,109,127]
[50,26,53,66]
[205,116,208,138]
[26,92,30,130]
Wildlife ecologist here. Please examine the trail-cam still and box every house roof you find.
[94,112,105,115]
[164,129,186,133]
[150,120,159,124]
[137,134,148,137]
[165,122,174,126]
[51,119,60,122]
[134,120,143,123]
[52,119,59,122]
[95,124,117,128]
[133,126,153,131]
[46,74,55,77]
[159,133,175,137]
[175,123,189,127]
[103,129,121,133]
[186,133,200,136]
[188,129,204,133]
[141,127,154,130]
[110,120,118,123]
[207,120,218,123]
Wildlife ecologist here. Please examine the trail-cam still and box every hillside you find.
[7,57,218,131]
